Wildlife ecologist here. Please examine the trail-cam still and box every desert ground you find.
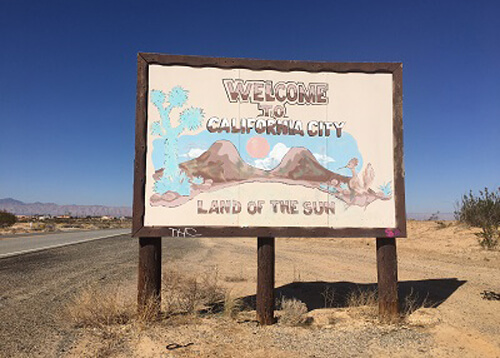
[0,218,131,237]
[0,220,499,358]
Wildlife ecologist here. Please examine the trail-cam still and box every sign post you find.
[256,237,276,325]
[133,53,406,323]
[137,237,162,315]
[377,237,399,320]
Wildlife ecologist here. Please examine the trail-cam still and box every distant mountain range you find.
[407,212,455,221]
[0,198,132,217]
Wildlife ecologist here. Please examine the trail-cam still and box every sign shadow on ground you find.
[233,278,466,312]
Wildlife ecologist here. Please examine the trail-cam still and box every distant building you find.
[15,215,33,219]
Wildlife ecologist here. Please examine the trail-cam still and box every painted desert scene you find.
[151,140,391,209]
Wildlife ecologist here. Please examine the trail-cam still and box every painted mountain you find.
[180,140,267,183]
[151,140,392,208]
[271,147,350,184]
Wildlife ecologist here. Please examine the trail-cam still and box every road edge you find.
[0,231,131,259]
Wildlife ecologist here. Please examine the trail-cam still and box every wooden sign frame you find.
[133,53,406,238]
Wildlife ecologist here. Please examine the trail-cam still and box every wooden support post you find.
[376,237,399,321]
[256,236,276,325]
[138,237,162,316]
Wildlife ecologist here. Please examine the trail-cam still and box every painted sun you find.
[246,136,270,158]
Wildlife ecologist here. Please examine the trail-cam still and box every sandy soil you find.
[1,221,499,357]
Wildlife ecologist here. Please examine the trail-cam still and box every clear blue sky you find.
[0,0,498,212]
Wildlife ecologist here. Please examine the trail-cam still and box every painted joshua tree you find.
[150,86,204,197]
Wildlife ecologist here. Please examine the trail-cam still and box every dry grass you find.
[345,288,378,319]
[435,220,454,230]
[346,288,378,308]
[344,287,433,323]
[223,291,242,319]
[65,268,229,356]
[278,297,309,326]
[401,288,432,317]
[65,266,436,357]
[162,267,226,315]
[67,267,226,331]
[136,295,162,324]
[66,285,134,329]
[224,268,247,282]
[321,285,336,308]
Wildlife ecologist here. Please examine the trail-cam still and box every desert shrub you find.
[32,222,46,231]
[0,210,17,228]
[278,297,309,326]
[198,268,226,307]
[162,268,225,315]
[345,288,378,320]
[347,288,378,308]
[44,224,57,232]
[67,285,134,328]
[401,288,431,316]
[435,220,452,229]
[136,294,162,323]
[427,211,440,221]
[455,187,500,249]
[321,285,336,308]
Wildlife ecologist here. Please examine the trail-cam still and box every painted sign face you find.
[133,54,405,238]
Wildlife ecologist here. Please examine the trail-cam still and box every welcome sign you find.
[133,54,406,238]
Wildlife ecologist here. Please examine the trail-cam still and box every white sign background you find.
[144,64,395,229]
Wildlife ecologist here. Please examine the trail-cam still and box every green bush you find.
[0,211,17,228]
[455,187,500,249]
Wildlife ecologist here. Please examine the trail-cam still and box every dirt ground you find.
[0,218,131,237]
[1,221,499,357]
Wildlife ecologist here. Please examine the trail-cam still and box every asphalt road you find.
[0,228,130,258]
[0,234,203,357]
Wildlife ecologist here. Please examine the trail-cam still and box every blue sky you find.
[0,0,498,212]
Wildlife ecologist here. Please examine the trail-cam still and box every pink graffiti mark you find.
[385,228,401,238]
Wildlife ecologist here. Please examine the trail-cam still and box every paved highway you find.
[0,233,201,356]
[0,228,130,258]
